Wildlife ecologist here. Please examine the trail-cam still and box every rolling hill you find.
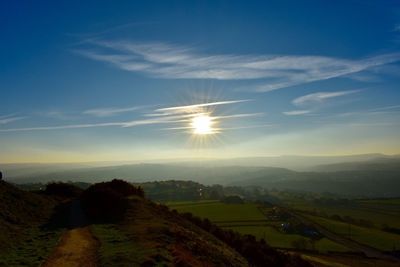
[0,180,311,266]
[4,155,400,197]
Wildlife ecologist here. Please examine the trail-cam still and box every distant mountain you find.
[230,169,400,197]
[3,154,400,197]
[190,153,391,170]
[0,162,94,178]
[312,157,400,172]
[5,163,270,185]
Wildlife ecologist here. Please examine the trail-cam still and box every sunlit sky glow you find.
[1,0,400,163]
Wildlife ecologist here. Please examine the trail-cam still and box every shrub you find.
[81,179,144,222]
[44,182,83,198]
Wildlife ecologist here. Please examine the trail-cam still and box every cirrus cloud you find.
[75,40,400,92]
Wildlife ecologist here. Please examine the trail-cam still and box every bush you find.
[44,182,83,198]
[81,179,144,222]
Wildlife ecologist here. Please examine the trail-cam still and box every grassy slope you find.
[93,196,249,267]
[287,198,400,229]
[305,214,400,251]
[282,197,400,251]
[0,181,63,266]
[300,253,400,267]
[167,200,349,252]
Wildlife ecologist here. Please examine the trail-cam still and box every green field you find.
[305,214,400,251]
[167,200,349,252]
[287,198,400,229]
[168,200,266,221]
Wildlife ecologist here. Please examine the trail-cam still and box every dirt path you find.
[42,200,99,267]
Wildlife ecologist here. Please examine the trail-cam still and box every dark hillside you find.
[0,181,63,266]
[0,181,57,247]
[85,180,311,266]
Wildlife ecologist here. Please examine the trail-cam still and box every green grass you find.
[305,214,400,251]
[287,198,400,229]
[92,216,173,267]
[0,227,62,267]
[359,198,400,206]
[167,200,350,252]
[91,224,152,267]
[226,225,304,248]
[168,201,266,221]
[315,238,350,253]
[225,225,348,252]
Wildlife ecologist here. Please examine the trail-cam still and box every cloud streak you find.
[83,106,147,117]
[0,115,26,125]
[283,110,311,116]
[75,40,400,91]
[0,100,259,133]
[155,100,251,114]
[292,90,361,107]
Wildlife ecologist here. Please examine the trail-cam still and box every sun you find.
[191,114,215,135]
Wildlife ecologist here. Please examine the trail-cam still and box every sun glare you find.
[191,114,215,135]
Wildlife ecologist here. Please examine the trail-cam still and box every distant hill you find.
[192,153,393,170]
[5,163,269,185]
[312,157,400,172]
[230,169,400,197]
[3,153,398,178]
[4,154,400,197]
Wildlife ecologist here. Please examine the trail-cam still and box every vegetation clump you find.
[44,182,83,198]
[81,179,144,222]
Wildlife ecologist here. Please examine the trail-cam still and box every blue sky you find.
[1,0,400,163]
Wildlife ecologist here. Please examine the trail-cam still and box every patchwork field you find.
[286,198,400,229]
[167,200,349,252]
[304,214,400,251]
[274,196,400,252]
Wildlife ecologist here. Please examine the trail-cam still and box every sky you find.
[1,0,400,163]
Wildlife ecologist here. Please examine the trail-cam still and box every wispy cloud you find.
[0,122,124,132]
[162,123,273,131]
[0,117,189,133]
[335,104,400,118]
[83,106,147,117]
[283,110,311,116]
[0,115,26,125]
[292,90,361,107]
[0,100,259,133]
[155,100,251,114]
[369,104,400,112]
[75,40,400,92]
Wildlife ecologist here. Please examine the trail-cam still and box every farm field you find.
[300,253,400,267]
[167,200,349,252]
[304,214,400,251]
[285,198,400,229]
